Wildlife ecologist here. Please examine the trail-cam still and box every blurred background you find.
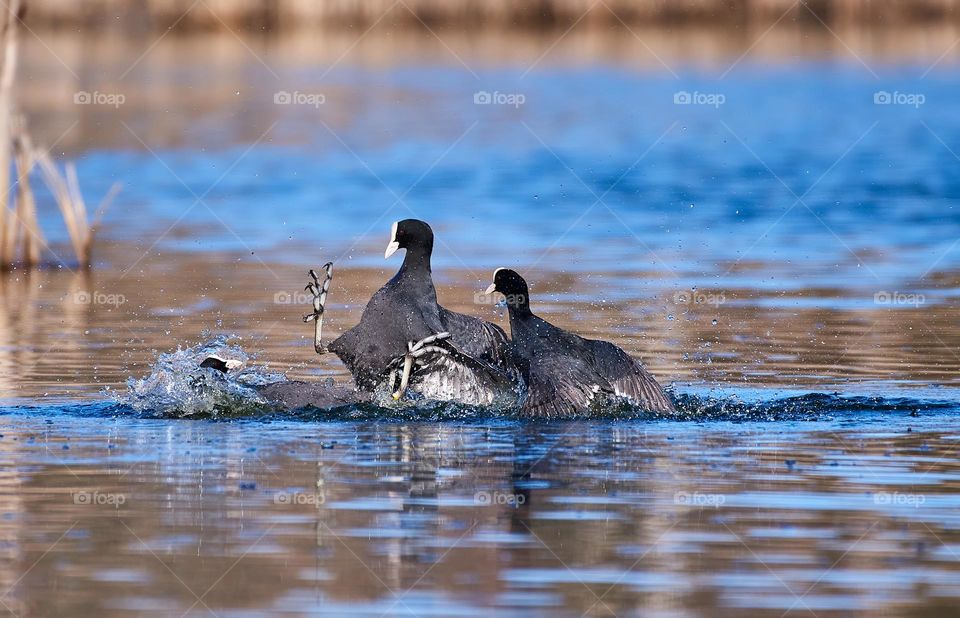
[1,0,959,399]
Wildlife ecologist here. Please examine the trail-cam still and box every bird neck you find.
[507,297,533,322]
[399,245,432,277]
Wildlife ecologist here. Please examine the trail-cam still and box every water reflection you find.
[0,414,955,615]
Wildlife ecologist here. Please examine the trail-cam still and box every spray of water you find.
[120,334,286,418]
[114,336,957,422]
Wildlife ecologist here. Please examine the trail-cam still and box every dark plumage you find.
[328,220,519,404]
[200,357,365,409]
[485,268,675,416]
[255,380,366,409]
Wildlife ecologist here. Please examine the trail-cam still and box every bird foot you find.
[303,262,333,354]
[389,332,453,400]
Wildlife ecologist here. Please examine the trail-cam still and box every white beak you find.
[484,283,496,295]
[384,221,400,259]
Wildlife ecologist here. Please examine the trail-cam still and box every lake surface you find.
[1,26,959,616]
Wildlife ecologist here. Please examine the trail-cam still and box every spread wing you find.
[587,340,675,413]
[522,339,675,417]
[521,350,605,418]
[412,352,521,407]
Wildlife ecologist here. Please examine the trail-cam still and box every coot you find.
[306,220,520,405]
[484,268,674,416]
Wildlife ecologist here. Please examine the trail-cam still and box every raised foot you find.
[303,262,333,354]
[389,332,453,400]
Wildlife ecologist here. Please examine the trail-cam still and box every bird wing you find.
[439,307,516,372]
[587,340,675,413]
[412,351,521,407]
[521,349,606,418]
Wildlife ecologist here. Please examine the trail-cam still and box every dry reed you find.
[35,152,120,269]
[0,0,119,271]
[13,122,42,266]
[0,0,19,269]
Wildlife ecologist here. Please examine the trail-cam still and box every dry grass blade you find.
[35,149,83,262]
[0,0,19,269]
[0,0,115,271]
[35,149,121,268]
[13,127,43,266]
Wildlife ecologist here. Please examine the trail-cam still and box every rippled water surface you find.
[1,406,959,616]
[2,26,960,616]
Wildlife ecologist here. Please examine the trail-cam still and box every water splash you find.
[106,336,960,422]
[119,335,286,418]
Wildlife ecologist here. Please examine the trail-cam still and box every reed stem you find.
[0,0,19,269]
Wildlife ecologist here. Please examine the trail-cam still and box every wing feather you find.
[588,340,675,413]
[521,351,604,418]
[413,353,520,407]
[439,308,517,376]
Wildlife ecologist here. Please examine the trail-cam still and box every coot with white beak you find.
[306,220,521,405]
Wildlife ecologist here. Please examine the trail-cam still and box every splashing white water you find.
[120,334,286,417]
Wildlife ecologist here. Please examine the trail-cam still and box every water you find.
[2,27,960,616]
[1,405,958,616]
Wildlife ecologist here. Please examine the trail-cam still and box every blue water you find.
[42,64,959,298]
[2,391,956,422]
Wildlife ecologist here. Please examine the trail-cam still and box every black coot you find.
[484,268,675,416]
[312,220,520,405]
[199,356,364,409]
